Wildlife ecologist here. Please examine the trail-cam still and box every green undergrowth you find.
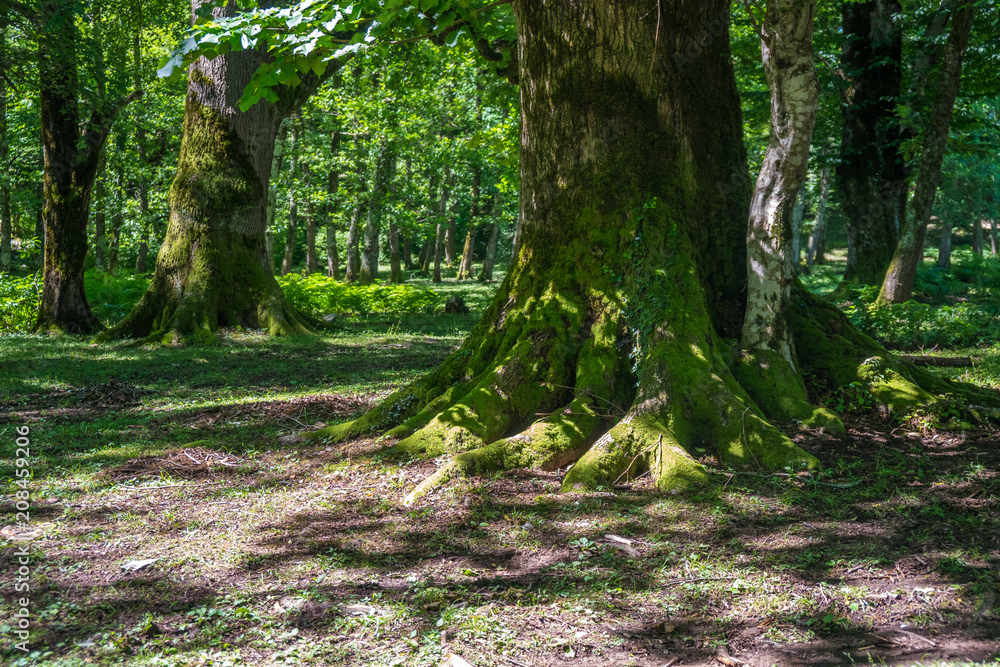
[277,274,443,317]
[803,250,1000,351]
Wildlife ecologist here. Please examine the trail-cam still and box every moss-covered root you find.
[402,396,606,505]
[793,288,1000,417]
[562,411,709,493]
[735,350,845,433]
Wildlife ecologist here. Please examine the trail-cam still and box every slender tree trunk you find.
[444,218,456,266]
[790,184,805,272]
[388,221,402,283]
[837,0,905,285]
[134,173,150,273]
[806,167,830,267]
[403,236,413,270]
[432,170,451,284]
[0,25,10,274]
[971,218,983,256]
[133,28,149,275]
[93,176,106,272]
[990,219,998,256]
[457,166,481,280]
[742,0,820,371]
[108,170,122,275]
[432,223,444,284]
[420,235,433,273]
[879,4,975,304]
[282,193,298,275]
[478,220,500,282]
[282,123,299,276]
[360,141,393,284]
[937,220,952,268]
[98,1,327,343]
[344,205,363,283]
[305,202,318,273]
[326,226,339,279]
[326,130,341,279]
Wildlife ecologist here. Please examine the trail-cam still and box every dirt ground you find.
[2,395,999,666]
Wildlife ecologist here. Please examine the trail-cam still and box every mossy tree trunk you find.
[878,3,974,305]
[35,0,140,334]
[298,0,1000,501]
[836,0,905,287]
[97,1,330,343]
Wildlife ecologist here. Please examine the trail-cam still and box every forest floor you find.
[2,271,1000,667]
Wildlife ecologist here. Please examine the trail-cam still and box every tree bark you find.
[478,221,500,282]
[837,0,905,286]
[991,219,998,256]
[790,185,805,272]
[805,167,830,267]
[98,0,324,343]
[878,4,975,304]
[432,169,450,284]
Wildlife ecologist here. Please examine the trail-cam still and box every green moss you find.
[735,350,845,433]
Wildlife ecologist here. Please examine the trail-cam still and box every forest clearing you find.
[3,0,1000,665]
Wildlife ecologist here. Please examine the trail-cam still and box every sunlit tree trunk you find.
[879,4,975,304]
[326,130,340,279]
[742,0,819,368]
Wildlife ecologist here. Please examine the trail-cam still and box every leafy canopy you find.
[158,0,514,111]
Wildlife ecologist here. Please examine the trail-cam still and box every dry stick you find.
[117,482,224,491]
[664,576,737,586]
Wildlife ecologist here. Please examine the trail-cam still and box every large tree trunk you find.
[293,0,999,500]
[878,4,975,304]
[35,0,139,333]
[837,0,905,286]
[98,1,319,343]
